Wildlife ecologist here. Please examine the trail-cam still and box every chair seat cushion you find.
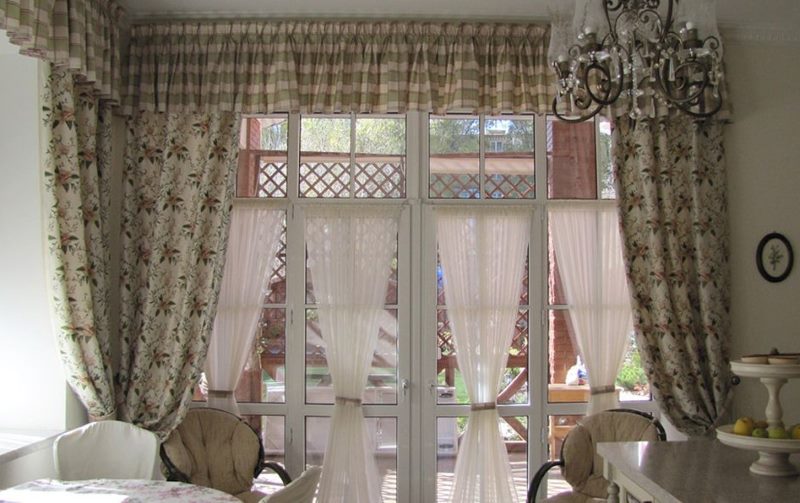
[162,409,261,496]
[561,411,661,498]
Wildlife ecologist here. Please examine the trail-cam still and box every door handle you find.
[401,378,410,397]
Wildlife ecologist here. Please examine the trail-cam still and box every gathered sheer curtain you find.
[436,207,530,503]
[549,205,633,414]
[204,205,284,416]
[305,205,400,503]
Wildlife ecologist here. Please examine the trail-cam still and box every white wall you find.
[725,40,800,423]
[0,37,69,431]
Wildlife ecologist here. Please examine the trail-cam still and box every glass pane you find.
[255,156,288,198]
[300,117,351,198]
[306,308,399,405]
[192,309,286,404]
[306,248,398,306]
[484,116,535,199]
[265,214,287,304]
[306,417,398,502]
[548,227,567,306]
[597,116,616,199]
[237,116,289,198]
[547,117,597,199]
[429,117,480,199]
[618,332,650,402]
[356,117,405,155]
[545,415,584,497]
[547,308,587,403]
[502,310,529,405]
[436,308,528,405]
[437,251,529,405]
[255,308,286,403]
[436,416,528,502]
[245,415,286,495]
[355,117,406,199]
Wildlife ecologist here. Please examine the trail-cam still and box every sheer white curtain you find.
[549,205,633,414]
[305,205,399,503]
[204,205,284,415]
[437,207,530,503]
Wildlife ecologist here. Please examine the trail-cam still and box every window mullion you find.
[479,114,485,199]
[287,113,300,200]
[284,202,306,477]
[350,112,357,199]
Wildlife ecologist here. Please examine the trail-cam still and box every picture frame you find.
[756,232,793,283]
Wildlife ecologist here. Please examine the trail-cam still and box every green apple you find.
[791,424,800,440]
[752,428,768,438]
[768,426,790,439]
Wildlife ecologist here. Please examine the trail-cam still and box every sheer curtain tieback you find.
[470,402,497,411]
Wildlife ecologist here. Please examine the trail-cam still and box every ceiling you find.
[118,0,800,32]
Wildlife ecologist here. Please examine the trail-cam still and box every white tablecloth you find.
[0,478,241,502]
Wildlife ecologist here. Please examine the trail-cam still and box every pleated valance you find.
[0,0,124,103]
[124,21,554,115]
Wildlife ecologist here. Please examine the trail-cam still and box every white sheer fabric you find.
[204,206,284,415]
[436,207,530,503]
[549,205,633,414]
[305,205,399,503]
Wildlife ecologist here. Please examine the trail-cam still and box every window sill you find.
[0,429,62,464]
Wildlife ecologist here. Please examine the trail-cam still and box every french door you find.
[195,111,654,502]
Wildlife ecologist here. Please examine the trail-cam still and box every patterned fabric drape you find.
[124,21,553,115]
[0,0,124,102]
[117,110,241,438]
[43,66,115,421]
[612,116,732,436]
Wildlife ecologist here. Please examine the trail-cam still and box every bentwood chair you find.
[527,409,667,503]
[54,420,160,480]
[160,408,291,503]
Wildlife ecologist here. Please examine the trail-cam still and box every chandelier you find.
[547,0,723,122]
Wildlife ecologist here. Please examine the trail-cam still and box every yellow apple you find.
[733,417,755,436]
[768,426,790,439]
[791,424,800,440]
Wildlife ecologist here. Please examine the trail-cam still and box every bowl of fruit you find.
[716,417,800,476]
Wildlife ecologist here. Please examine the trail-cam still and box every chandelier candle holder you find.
[547,0,724,122]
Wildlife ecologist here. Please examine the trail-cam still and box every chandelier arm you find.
[655,60,711,105]
[551,96,604,123]
[663,0,676,35]
[670,93,723,118]
[582,62,623,106]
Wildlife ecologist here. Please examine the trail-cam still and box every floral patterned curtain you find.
[43,67,116,421]
[117,111,241,437]
[124,21,553,115]
[612,117,732,436]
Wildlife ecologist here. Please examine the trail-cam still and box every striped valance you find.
[124,21,554,115]
[0,0,124,103]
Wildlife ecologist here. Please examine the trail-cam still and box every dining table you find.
[0,478,242,502]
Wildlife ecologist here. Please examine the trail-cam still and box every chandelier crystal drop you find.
[547,0,724,122]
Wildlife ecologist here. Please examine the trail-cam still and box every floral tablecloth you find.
[0,478,241,502]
